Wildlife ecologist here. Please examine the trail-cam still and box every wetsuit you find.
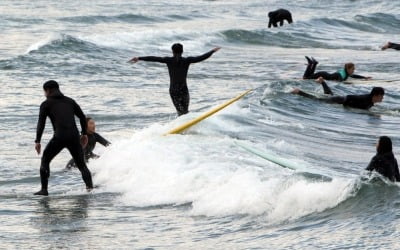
[66,132,110,168]
[296,80,375,110]
[268,9,293,28]
[303,64,367,81]
[138,50,216,115]
[366,152,400,182]
[35,90,93,190]
[387,42,400,50]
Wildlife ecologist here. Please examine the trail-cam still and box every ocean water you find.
[1,0,400,249]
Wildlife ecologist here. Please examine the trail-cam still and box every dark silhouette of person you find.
[129,43,220,116]
[268,9,293,28]
[366,136,400,182]
[34,80,93,196]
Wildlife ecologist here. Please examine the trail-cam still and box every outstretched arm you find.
[350,74,372,80]
[129,56,168,63]
[187,47,220,63]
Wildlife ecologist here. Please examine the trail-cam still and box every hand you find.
[315,77,324,84]
[291,88,300,94]
[364,76,372,80]
[35,143,41,155]
[80,135,88,148]
[128,57,139,63]
[212,47,221,52]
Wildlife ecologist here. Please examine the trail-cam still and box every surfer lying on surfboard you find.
[129,43,220,116]
[292,77,384,110]
[303,56,372,82]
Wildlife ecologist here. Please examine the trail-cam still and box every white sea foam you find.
[90,116,356,222]
[25,33,61,54]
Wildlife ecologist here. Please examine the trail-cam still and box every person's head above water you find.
[43,80,60,97]
[370,87,385,104]
[344,63,355,75]
[86,117,96,134]
[171,43,183,56]
[376,136,392,155]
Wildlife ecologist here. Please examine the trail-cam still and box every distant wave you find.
[220,29,337,49]
[59,13,159,24]
[26,34,110,55]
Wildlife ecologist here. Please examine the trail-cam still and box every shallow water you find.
[1,0,400,249]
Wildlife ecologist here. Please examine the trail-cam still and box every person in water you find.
[303,56,372,81]
[66,117,110,169]
[366,136,400,182]
[129,43,221,116]
[291,77,384,110]
[381,41,400,50]
[268,9,293,28]
[34,80,93,196]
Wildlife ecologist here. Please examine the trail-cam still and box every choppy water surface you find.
[1,0,400,249]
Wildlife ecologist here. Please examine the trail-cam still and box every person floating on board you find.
[366,136,400,182]
[268,9,293,28]
[291,77,384,110]
[34,80,93,196]
[66,117,110,169]
[381,41,400,51]
[129,43,221,116]
[303,56,372,81]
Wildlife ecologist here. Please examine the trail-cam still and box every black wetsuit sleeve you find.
[366,156,376,171]
[73,100,87,135]
[320,80,333,95]
[350,74,367,79]
[94,133,111,147]
[394,159,400,182]
[186,50,215,63]
[35,102,48,143]
[296,90,318,100]
[138,56,168,63]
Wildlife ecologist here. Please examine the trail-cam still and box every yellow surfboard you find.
[165,89,252,135]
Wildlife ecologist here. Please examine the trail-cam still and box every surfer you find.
[34,80,93,196]
[66,117,110,169]
[268,9,293,28]
[129,43,221,116]
[291,77,384,110]
[303,56,372,81]
[381,41,400,50]
[366,136,400,182]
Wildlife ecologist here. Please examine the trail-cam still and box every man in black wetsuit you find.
[268,9,293,28]
[382,41,400,51]
[303,56,371,81]
[34,80,93,196]
[291,77,384,110]
[129,43,220,116]
[66,117,110,168]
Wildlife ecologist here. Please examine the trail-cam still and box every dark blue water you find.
[1,0,400,248]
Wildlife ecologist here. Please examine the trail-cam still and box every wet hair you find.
[171,43,183,55]
[43,80,59,90]
[377,136,392,155]
[86,117,93,123]
[370,87,385,96]
[345,63,355,71]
